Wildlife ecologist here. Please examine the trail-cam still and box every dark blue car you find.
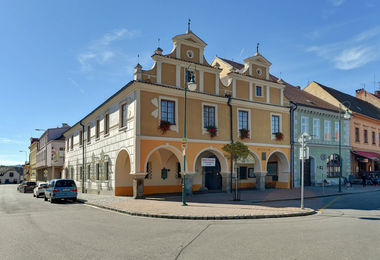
[44,179,77,203]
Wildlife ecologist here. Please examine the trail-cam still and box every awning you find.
[353,151,380,161]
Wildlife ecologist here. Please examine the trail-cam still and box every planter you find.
[275,132,284,141]
[239,128,249,139]
[206,125,217,137]
[158,120,171,134]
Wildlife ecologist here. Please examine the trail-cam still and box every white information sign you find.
[201,158,216,167]
[299,147,310,160]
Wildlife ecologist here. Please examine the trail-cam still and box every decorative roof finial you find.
[158,38,160,48]
[256,43,259,54]
[187,18,191,33]
[137,54,140,64]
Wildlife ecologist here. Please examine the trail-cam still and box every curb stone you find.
[78,199,316,220]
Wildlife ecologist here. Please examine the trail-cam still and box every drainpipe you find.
[289,101,297,189]
[79,121,86,193]
[226,94,233,192]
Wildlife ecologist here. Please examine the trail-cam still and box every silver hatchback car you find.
[33,183,48,198]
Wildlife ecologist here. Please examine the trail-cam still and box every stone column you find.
[131,173,146,199]
[221,172,231,193]
[255,171,267,191]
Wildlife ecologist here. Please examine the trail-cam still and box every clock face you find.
[256,68,262,75]
[186,50,194,58]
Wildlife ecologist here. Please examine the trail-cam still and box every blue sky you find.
[1,0,379,165]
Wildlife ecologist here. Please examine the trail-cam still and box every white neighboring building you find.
[0,167,22,184]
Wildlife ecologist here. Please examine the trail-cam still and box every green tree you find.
[222,141,249,162]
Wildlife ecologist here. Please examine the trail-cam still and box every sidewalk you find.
[77,185,380,220]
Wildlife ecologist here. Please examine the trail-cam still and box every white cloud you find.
[77,28,141,72]
[333,46,375,70]
[68,78,84,94]
[0,160,24,166]
[306,27,380,70]
[328,0,345,6]
[0,138,25,145]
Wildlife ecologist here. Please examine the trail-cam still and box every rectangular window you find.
[96,119,100,139]
[104,161,109,180]
[313,119,320,139]
[372,131,376,145]
[70,135,74,150]
[364,129,368,143]
[79,166,83,181]
[324,120,331,140]
[301,116,309,134]
[79,130,83,146]
[87,125,91,143]
[104,113,110,135]
[161,100,175,124]
[203,105,215,128]
[256,86,262,97]
[66,138,69,151]
[87,164,91,179]
[238,110,248,130]
[120,103,127,128]
[355,128,360,142]
[272,115,280,134]
[239,166,247,180]
[96,163,100,180]
[334,121,339,142]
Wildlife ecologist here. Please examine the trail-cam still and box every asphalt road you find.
[1,184,380,260]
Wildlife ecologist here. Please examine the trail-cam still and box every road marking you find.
[319,196,341,212]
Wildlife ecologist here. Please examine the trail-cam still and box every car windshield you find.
[40,184,48,188]
[26,182,36,186]
[55,180,76,188]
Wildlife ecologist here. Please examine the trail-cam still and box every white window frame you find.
[313,118,320,140]
[202,102,218,135]
[270,112,282,140]
[301,116,309,134]
[237,108,251,139]
[255,85,263,97]
[159,96,179,132]
[324,120,331,141]
[334,121,340,142]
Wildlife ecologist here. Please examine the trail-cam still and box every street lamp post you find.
[338,101,352,192]
[19,150,28,163]
[298,132,311,209]
[182,65,197,206]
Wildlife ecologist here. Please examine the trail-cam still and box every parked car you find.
[44,179,77,203]
[33,183,48,198]
[19,181,37,193]
[17,181,24,191]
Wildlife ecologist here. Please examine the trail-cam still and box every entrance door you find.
[300,159,311,186]
[204,156,222,191]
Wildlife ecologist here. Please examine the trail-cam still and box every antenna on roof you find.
[187,18,191,33]
[158,38,160,48]
[256,43,259,53]
[137,54,140,64]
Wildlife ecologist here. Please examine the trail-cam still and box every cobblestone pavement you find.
[77,185,380,219]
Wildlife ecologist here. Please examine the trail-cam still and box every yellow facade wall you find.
[161,63,176,86]
[270,88,281,105]
[180,44,200,63]
[236,80,249,99]
[204,72,216,94]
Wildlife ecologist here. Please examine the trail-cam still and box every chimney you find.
[296,86,301,89]
[62,123,70,128]
[375,90,380,98]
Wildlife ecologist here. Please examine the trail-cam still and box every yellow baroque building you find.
[64,28,291,198]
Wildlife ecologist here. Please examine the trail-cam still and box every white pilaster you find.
[215,74,219,95]
[156,61,162,84]
[176,43,181,59]
[176,64,181,87]
[249,64,252,76]
[232,79,236,97]
[266,69,269,80]
[281,88,284,106]
[249,82,253,100]
[199,70,204,92]
[266,86,270,103]
[200,49,204,64]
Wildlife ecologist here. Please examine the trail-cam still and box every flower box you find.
[206,125,217,137]
[239,128,249,139]
[158,120,171,134]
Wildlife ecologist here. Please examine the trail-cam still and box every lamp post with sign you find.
[298,132,311,209]
[182,65,197,206]
[338,101,352,192]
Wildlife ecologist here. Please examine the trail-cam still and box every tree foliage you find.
[222,141,249,162]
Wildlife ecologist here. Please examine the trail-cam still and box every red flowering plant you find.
[239,128,250,139]
[206,125,217,137]
[275,132,284,141]
[158,120,171,134]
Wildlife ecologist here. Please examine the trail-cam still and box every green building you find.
[285,85,351,187]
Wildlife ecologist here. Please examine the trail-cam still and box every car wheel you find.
[50,197,54,203]
[44,196,47,201]
[23,189,26,193]
[72,198,77,202]
[33,193,35,197]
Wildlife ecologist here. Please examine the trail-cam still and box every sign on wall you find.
[201,158,216,167]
